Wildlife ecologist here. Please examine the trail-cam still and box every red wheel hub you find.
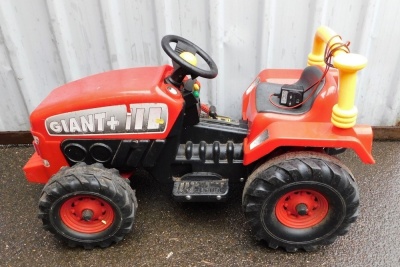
[275,190,328,229]
[59,195,115,233]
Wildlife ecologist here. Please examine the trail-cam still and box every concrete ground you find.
[1,142,399,267]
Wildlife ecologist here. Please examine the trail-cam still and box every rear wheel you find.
[38,163,137,249]
[242,152,359,252]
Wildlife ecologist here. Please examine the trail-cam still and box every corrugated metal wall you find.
[1,0,399,131]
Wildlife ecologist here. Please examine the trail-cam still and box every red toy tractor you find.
[24,26,374,251]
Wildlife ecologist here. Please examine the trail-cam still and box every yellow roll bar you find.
[307,26,367,129]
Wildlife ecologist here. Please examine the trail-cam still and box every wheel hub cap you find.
[275,190,329,229]
[81,209,94,221]
[59,195,115,233]
[295,203,308,216]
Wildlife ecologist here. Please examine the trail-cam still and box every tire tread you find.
[242,151,359,252]
[38,163,137,249]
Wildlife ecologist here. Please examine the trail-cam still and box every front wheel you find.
[38,163,137,249]
[242,152,359,252]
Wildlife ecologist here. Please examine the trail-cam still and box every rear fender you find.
[243,121,374,165]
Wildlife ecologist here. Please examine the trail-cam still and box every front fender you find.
[243,121,374,165]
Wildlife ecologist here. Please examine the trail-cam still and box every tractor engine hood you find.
[30,65,184,139]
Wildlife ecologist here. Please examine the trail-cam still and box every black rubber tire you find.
[38,163,137,249]
[242,152,359,252]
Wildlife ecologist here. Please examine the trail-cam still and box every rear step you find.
[173,176,229,202]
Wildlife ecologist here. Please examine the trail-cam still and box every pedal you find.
[173,179,229,202]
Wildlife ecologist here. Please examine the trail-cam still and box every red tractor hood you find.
[35,65,173,113]
[30,65,184,139]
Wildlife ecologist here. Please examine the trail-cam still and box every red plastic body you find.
[24,64,374,184]
[241,67,374,165]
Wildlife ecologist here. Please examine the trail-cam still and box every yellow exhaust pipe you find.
[307,26,367,129]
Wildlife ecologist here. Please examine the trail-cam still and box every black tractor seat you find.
[256,66,325,115]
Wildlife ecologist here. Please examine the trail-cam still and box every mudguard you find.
[243,121,374,165]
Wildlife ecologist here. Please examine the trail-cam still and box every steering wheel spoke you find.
[175,41,197,55]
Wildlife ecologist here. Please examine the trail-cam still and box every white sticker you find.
[45,103,168,135]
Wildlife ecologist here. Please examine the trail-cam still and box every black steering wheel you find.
[161,35,218,86]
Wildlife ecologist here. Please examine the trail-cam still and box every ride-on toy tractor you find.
[24,26,374,251]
